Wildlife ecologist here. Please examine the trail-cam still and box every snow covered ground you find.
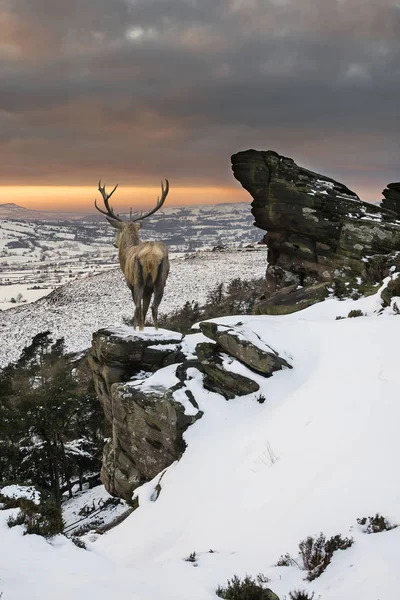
[1,286,400,599]
[0,201,260,312]
[62,485,130,536]
[0,283,55,310]
[0,247,268,367]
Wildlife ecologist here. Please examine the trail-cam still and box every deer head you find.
[94,179,169,247]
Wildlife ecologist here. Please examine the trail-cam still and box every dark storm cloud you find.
[1,0,400,194]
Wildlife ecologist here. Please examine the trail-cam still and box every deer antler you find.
[129,179,169,222]
[95,179,169,224]
[94,181,122,221]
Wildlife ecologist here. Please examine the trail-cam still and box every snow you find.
[128,363,180,393]
[62,485,130,536]
[2,285,400,599]
[214,323,280,356]
[0,247,268,367]
[180,332,207,359]
[148,343,180,351]
[105,326,183,342]
[0,283,54,310]
[0,485,41,505]
[173,385,200,416]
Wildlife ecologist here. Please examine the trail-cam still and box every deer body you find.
[95,179,170,331]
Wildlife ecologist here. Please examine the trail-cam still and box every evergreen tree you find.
[0,333,105,506]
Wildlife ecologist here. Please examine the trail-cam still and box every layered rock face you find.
[90,324,291,501]
[89,327,196,501]
[381,183,400,218]
[231,149,400,308]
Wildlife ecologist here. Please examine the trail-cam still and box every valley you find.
[0,202,261,310]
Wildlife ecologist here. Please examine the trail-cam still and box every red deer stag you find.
[95,180,170,331]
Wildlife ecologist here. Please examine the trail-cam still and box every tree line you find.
[0,331,105,507]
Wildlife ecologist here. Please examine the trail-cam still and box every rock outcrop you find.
[381,183,400,218]
[195,342,260,399]
[199,322,291,375]
[90,324,291,500]
[231,149,400,311]
[380,275,400,307]
[89,327,199,501]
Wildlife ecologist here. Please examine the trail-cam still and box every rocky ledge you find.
[89,324,291,501]
[231,149,400,312]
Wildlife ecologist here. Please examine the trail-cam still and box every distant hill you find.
[0,203,89,220]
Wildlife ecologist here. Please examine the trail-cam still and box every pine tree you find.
[0,333,105,506]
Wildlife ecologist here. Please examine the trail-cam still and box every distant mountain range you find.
[0,203,89,220]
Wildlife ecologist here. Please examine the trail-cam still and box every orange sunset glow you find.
[4,182,383,212]
[4,186,248,213]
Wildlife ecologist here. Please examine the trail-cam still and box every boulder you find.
[381,276,400,307]
[90,326,184,374]
[195,342,260,399]
[231,150,400,297]
[199,322,291,376]
[381,182,400,218]
[264,591,280,600]
[89,326,184,421]
[88,327,200,501]
[254,282,330,315]
[101,376,201,501]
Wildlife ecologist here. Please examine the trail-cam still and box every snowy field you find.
[1,284,400,599]
[0,283,55,310]
[0,202,260,312]
[0,247,268,367]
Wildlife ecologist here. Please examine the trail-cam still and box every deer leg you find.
[130,289,138,329]
[133,289,144,331]
[151,287,164,330]
[142,287,153,329]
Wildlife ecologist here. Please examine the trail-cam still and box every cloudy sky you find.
[2,0,399,211]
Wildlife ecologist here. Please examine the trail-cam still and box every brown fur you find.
[117,225,169,330]
[95,179,170,331]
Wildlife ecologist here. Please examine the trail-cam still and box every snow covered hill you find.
[0,247,268,367]
[1,286,400,599]
[0,201,260,309]
[0,203,83,220]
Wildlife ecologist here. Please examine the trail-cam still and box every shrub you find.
[299,533,353,581]
[335,316,345,320]
[357,514,397,534]
[365,253,389,284]
[276,553,298,567]
[277,532,353,581]
[286,591,315,600]
[72,518,104,537]
[256,394,266,404]
[158,278,267,334]
[7,493,63,538]
[185,551,197,563]
[216,574,276,600]
[332,278,348,299]
[347,309,364,318]
[71,536,87,549]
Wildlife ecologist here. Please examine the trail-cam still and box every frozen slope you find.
[2,290,400,599]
